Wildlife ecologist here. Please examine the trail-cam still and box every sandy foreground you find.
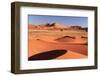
[28,29,88,60]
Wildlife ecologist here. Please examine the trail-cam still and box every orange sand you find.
[28,29,88,60]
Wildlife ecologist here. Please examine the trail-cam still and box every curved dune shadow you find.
[28,49,67,61]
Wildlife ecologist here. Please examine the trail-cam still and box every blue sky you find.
[28,15,88,27]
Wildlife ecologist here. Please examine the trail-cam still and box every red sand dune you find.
[56,36,87,44]
[28,38,87,59]
[28,24,88,60]
[55,36,75,42]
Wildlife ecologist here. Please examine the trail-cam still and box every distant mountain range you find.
[29,23,87,31]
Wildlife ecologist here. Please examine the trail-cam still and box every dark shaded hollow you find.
[81,36,87,39]
[56,36,75,40]
[28,49,67,61]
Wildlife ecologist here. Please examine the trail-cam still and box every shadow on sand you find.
[28,49,67,61]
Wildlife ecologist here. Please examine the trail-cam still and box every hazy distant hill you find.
[29,23,87,31]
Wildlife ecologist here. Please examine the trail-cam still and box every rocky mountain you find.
[28,23,87,31]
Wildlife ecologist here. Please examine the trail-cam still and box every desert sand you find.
[28,23,88,60]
